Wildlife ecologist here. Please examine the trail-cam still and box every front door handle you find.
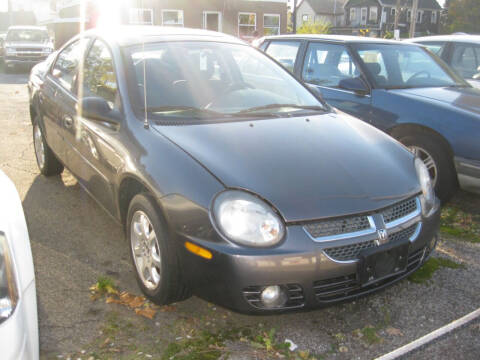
[64,115,74,129]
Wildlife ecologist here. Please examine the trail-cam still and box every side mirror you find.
[338,77,369,96]
[77,97,121,124]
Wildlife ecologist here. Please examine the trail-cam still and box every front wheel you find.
[127,193,190,305]
[33,117,64,176]
[397,133,457,203]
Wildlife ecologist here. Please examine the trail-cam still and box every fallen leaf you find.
[339,346,348,353]
[161,305,177,312]
[127,296,145,308]
[106,297,123,305]
[135,307,157,320]
[386,327,404,337]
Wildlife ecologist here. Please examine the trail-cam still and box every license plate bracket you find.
[358,239,409,286]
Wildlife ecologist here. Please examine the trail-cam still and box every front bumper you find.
[455,157,480,195]
[179,197,441,314]
[5,56,47,66]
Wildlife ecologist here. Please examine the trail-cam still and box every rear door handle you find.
[64,115,74,129]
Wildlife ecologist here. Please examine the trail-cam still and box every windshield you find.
[6,29,49,43]
[125,41,326,120]
[352,44,467,89]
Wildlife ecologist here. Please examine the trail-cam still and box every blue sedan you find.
[256,35,480,202]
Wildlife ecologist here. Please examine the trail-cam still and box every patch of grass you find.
[96,276,117,292]
[360,326,381,345]
[408,257,465,284]
[440,205,480,243]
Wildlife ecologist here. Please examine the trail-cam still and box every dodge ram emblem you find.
[375,229,389,246]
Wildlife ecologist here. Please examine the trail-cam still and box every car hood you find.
[390,86,480,116]
[153,113,420,222]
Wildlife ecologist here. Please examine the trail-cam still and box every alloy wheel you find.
[130,211,162,290]
[410,145,438,187]
[33,124,45,170]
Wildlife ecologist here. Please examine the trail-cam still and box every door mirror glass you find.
[78,97,121,123]
[338,77,369,95]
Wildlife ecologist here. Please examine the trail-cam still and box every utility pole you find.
[7,0,13,27]
[292,0,297,34]
[409,0,419,38]
[394,0,400,32]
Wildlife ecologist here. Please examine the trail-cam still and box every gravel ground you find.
[0,68,478,360]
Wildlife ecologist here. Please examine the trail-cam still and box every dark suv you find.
[257,35,480,202]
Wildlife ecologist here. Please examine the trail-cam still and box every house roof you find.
[299,0,347,15]
[380,0,441,10]
[344,0,441,9]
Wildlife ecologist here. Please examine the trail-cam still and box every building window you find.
[162,9,184,27]
[431,11,437,23]
[369,7,378,22]
[350,8,356,22]
[417,10,423,23]
[407,10,411,22]
[264,14,280,35]
[302,14,309,23]
[238,13,256,37]
[391,8,396,17]
[361,7,367,25]
[129,8,153,25]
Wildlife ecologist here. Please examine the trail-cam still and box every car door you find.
[64,38,123,215]
[42,38,89,163]
[299,41,372,120]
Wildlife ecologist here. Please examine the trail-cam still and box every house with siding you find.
[49,0,288,48]
[341,0,441,37]
[296,0,347,27]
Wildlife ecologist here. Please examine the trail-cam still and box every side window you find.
[358,49,388,85]
[302,42,358,87]
[419,41,446,57]
[82,40,119,109]
[452,43,479,79]
[265,41,301,73]
[52,38,89,93]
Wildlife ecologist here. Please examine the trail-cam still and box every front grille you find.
[15,47,41,52]
[323,223,420,262]
[389,223,419,243]
[243,284,305,310]
[324,240,376,261]
[305,215,371,238]
[314,247,427,303]
[382,197,418,224]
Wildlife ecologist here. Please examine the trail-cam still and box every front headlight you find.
[212,190,285,247]
[415,158,435,216]
[0,233,18,324]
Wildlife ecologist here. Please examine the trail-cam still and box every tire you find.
[33,116,64,176]
[397,132,457,203]
[127,193,190,305]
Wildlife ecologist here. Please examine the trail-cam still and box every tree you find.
[445,0,480,33]
[297,21,331,34]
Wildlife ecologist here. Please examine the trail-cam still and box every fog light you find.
[260,285,287,308]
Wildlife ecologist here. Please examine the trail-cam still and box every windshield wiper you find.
[144,106,225,119]
[235,104,326,115]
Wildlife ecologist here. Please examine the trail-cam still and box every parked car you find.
[4,26,54,73]
[257,35,480,202]
[29,26,440,313]
[0,170,39,359]
[409,34,480,88]
[0,33,6,61]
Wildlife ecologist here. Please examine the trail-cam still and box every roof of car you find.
[7,25,48,31]
[261,34,417,45]
[409,34,480,44]
[85,26,246,47]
